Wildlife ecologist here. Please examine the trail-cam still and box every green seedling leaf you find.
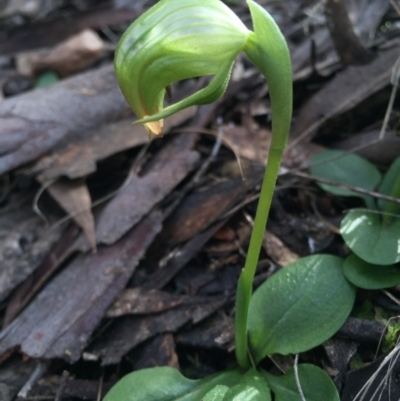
[34,71,59,88]
[378,156,400,224]
[262,364,340,401]
[103,367,242,401]
[310,150,381,209]
[343,253,400,289]
[341,210,400,265]
[248,255,355,363]
[221,369,271,401]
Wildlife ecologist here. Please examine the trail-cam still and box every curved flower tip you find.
[114,0,249,137]
[143,119,164,138]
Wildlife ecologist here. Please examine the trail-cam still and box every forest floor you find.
[0,0,400,400]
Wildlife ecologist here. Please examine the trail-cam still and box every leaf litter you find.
[0,1,399,400]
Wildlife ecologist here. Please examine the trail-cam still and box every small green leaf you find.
[310,150,381,208]
[34,71,59,88]
[262,364,340,401]
[103,367,242,401]
[222,369,271,401]
[341,210,400,265]
[343,253,400,289]
[378,156,400,223]
[248,255,355,363]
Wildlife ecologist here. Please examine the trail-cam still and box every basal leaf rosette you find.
[114,0,249,137]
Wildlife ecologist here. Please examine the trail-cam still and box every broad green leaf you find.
[103,367,242,401]
[222,369,271,401]
[203,385,228,401]
[343,253,400,289]
[378,156,400,224]
[310,150,381,209]
[262,364,339,401]
[248,255,355,362]
[341,210,400,265]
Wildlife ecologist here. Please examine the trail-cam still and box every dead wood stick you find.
[325,0,375,65]
[288,169,400,206]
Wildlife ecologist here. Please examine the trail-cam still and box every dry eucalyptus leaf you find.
[33,29,105,77]
[44,178,96,252]
[263,231,299,266]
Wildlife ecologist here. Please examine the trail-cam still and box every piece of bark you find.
[32,29,105,77]
[324,338,357,391]
[332,129,400,166]
[0,191,64,302]
[176,314,235,351]
[0,357,37,401]
[292,42,400,139]
[0,7,140,55]
[143,220,227,290]
[0,210,162,363]
[347,0,391,44]
[28,377,114,401]
[129,334,179,371]
[30,107,197,181]
[337,317,386,344]
[0,64,128,175]
[3,225,80,328]
[8,131,199,317]
[45,178,96,253]
[160,178,248,247]
[89,295,227,366]
[0,0,61,19]
[94,133,200,246]
[325,0,375,65]
[342,355,400,401]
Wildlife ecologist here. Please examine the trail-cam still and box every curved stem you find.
[234,0,293,368]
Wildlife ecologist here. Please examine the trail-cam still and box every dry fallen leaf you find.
[44,178,96,253]
[262,231,299,266]
[33,29,105,77]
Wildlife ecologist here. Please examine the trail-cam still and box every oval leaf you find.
[248,255,355,362]
[378,156,400,222]
[222,369,271,401]
[262,364,339,401]
[310,150,381,208]
[103,367,242,401]
[343,253,400,289]
[203,385,228,401]
[341,210,400,265]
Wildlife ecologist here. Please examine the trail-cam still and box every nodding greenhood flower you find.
[114,0,293,371]
[114,0,292,139]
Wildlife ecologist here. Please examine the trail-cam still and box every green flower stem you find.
[235,1,292,368]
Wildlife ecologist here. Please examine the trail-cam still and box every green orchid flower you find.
[115,0,292,369]
[115,0,249,137]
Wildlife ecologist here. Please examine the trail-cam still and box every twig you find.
[379,55,400,140]
[97,370,104,401]
[287,170,400,206]
[54,371,69,401]
[294,354,307,401]
[18,361,50,398]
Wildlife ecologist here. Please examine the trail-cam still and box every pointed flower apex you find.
[114,0,250,137]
